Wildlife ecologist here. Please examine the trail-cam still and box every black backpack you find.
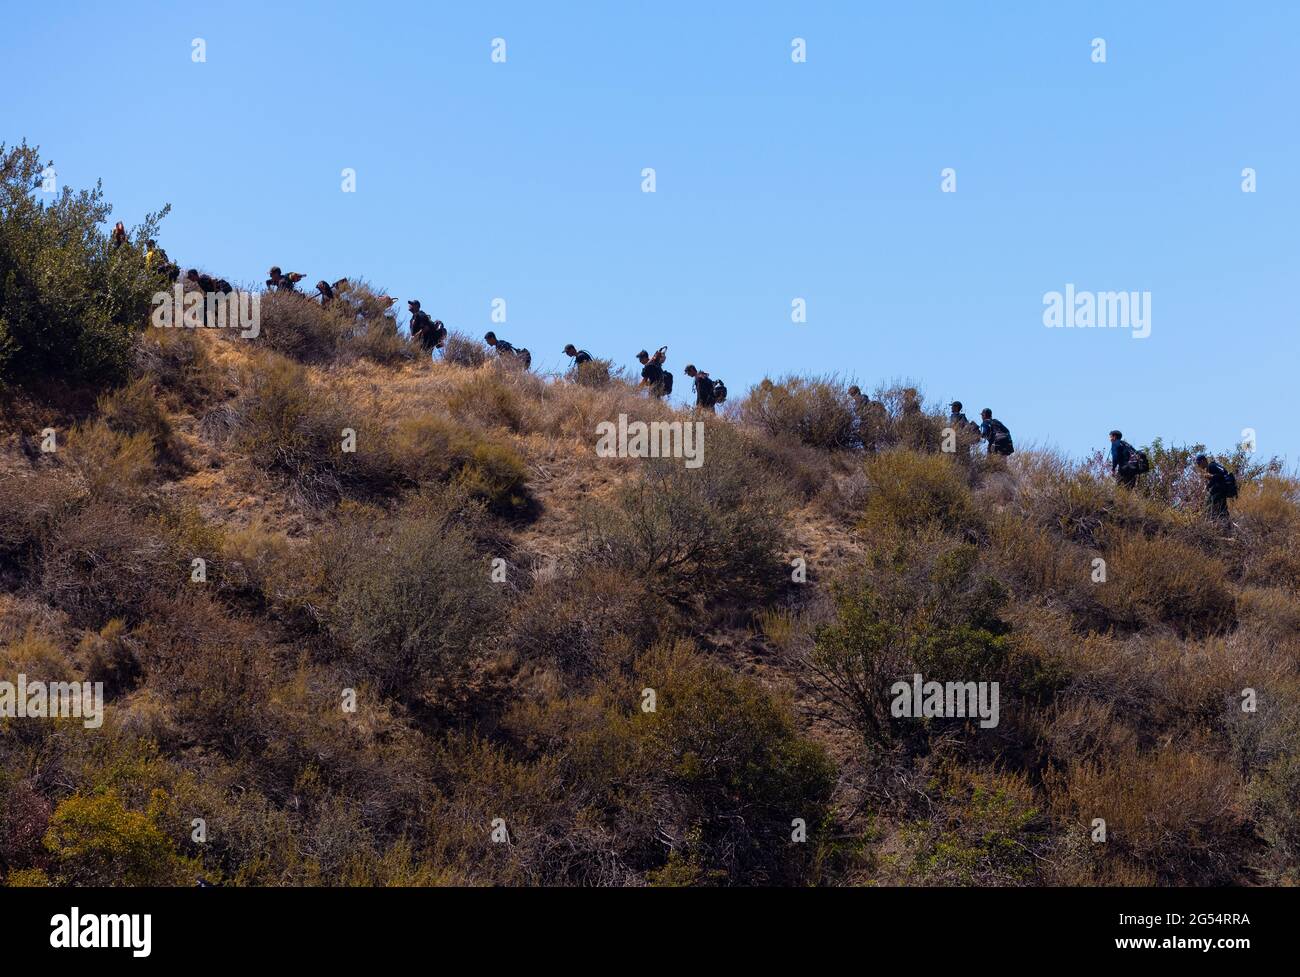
[1121,442,1150,474]
[517,348,531,369]
[660,370,674,396]
[989,420,1014,455]
[712,379,727,404]
[1222,470,1239,498]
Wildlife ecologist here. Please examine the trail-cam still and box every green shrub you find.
[741,375,857,450]
[811,536,1030,752]
[43,789,197,886]
[228,353,399,504]
[0,141,169,388]
[1093,532,1237,636]
[617,642,837,885]
[587,424,790,606]
[326,507,500,701]
[391,415,529,515]
[902,765,1049,885]
[860,450,980,538]
[505,566,671,682]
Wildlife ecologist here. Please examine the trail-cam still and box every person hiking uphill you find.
[949,401,981,435]
[563,344,593,366]
[111,222,127,250]
[484,331,531,369]
[979,409,1015,456]
[637,347,672,399]
[1109,430,1148,489]
[409,300,446,354]
[684,364,727,414]
[1195,453,1237,526]
[146,240,179,282]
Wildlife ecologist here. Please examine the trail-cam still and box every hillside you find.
[3,288,1299,887]
[2,146,1300,886]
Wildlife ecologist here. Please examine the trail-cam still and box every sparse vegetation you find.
[3,167,1300,889]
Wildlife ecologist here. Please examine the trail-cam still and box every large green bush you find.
[0,141,169,388]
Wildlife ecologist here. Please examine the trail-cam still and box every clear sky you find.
[5,1,1297,460]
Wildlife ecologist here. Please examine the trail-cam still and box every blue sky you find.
[5,1,1297,460]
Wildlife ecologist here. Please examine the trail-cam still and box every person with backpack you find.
[1195,453,1237,525]
[111,222,127,250]
[637,347,673,398]
[683,364,725,413]
[409,300,446,354]
[979,409,1015,456]
[484,331,531,368]
[563,344,593,366]
[1108,430,1147,489]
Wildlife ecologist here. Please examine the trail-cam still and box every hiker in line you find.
[979,408,1015,456]
[146,240,179,281]
[849,385,887,449]
[1195,453,1237,526]
[315,280,335,305]
[684,364,726,414]
[186,268,218,292]
[485,331,531,369]
[185,269,225,325]
[266,266,303,291]
[637,347,672,399]
[563,344,593,366]
[1109,430,1140,489]
[948,401,982,454]
[409,301,446,354]
[949,401,978,432]
[110,222,127,249]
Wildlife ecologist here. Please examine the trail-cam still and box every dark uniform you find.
[692,370,715,413]
[980,416,1014,456]
[1111,439,1138,489]
[1203,460,1232,523]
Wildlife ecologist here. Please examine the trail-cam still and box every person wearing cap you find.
[637,346,670,398]
[563,344,593,366]
[485,331,531,368]
[408,300,446,354]
[979,408,1015,456]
